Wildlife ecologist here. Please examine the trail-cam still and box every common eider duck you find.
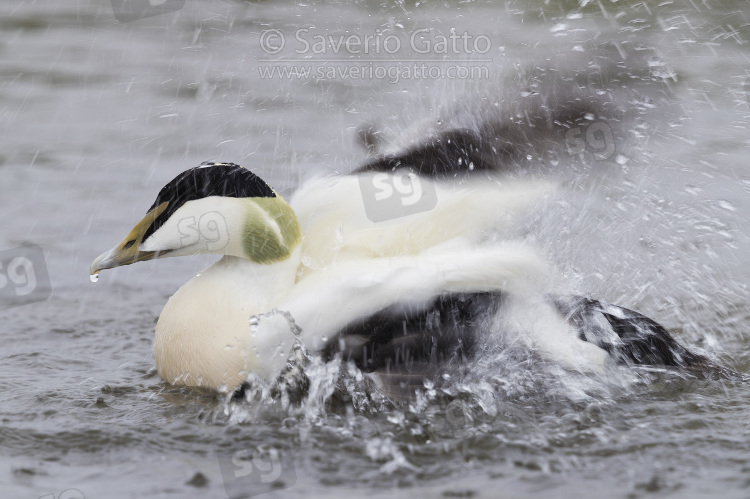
[90,161,737,395]
[90,84,741,395]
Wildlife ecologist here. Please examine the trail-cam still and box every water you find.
[2,0,750,498]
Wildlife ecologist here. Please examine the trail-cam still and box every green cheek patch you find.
[242,197,302,264]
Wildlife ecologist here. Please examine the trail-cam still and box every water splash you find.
[224,303,651,430]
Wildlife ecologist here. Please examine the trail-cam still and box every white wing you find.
[278,242,549,352]
[290,174,556,276]
[251,241,609,377]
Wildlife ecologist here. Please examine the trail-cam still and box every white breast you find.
[153,255,299,391]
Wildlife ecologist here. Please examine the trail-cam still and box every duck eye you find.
[123,239,136,250]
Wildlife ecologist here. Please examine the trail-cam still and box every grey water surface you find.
[1,1,750,498]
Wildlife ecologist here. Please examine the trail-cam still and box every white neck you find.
[153,249,300,391]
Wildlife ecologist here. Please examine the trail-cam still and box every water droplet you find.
[90,273,99,283]
[550,23,567,33]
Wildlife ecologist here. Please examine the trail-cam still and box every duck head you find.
[90,162,302,277]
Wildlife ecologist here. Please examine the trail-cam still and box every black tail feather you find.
[553,295,743,380]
